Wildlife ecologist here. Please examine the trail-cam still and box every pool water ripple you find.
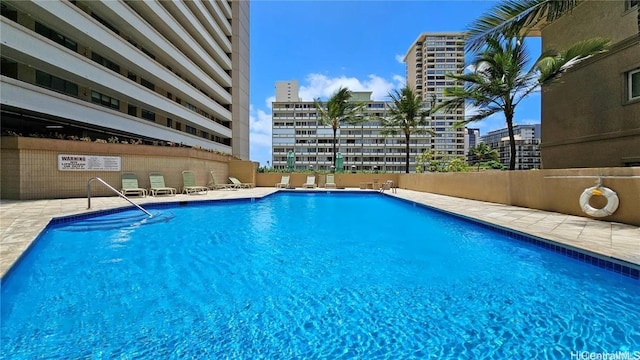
[1,193,638,359]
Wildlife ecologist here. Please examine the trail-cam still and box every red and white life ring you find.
[579,186,619,217]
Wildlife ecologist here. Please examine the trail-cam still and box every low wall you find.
[256,173,400,189]
[0,137,256,199]
[398,168,640,226]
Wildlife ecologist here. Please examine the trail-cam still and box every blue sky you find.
[249,1,542,166]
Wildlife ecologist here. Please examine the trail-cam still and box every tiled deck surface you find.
[1,187,639,278]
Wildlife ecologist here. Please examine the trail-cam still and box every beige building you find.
[539,1,640,168]
[271,85,434,173]
[0,0,250,160]
[404,32,467,158]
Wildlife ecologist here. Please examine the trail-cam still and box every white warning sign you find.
[58,154,121,171]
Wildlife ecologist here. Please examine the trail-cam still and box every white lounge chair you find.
[302,175,317,188]
[275,175,290,188]
[325,174,337,189]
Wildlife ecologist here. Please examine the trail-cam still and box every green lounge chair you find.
[275,175,290,188]
[181,170,208,195]
[208,171,234,190]
[302,175,317,188]
[229,177,253,189]
[121,172,147,197]
[148,172,177,196]
[325,174,337,188]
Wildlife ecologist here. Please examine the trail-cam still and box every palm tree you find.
[314,87,366,167]
[380,87,433,173]
[470,142,499,171]
[466,0,582,51]
[469,0,640,51]
[435,34,608,170]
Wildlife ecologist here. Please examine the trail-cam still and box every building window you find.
[128,105,137,116]
[91,13,119,35]
[141,109,155,122]
[167,118,173,128]
[185,125,197,135]
[629,69,640,101]
[91,52,120,73]
[36,70,78,96]
[141,78,155,91]
[34,22,77,51]
[625,0,639,10]
[91,91,119,110]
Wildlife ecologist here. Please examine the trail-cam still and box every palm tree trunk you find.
[506,117,516,170]
[405,133,411,173]
[332,127,337,167]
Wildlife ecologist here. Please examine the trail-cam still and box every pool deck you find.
[1,187,639,277]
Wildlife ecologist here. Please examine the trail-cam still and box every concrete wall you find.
[0,137,256,199]
[398,168,640,226]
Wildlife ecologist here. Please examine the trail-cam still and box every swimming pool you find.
[2,192,639,359]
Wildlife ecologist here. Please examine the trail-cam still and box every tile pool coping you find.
[2,190,638,282]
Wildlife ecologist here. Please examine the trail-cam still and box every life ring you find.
[579,186,619,217]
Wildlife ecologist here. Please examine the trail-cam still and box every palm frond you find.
[536,38,610,84]
[467,0,581,52]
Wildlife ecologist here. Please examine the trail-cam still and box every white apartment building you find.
[0,0,250,159]
[481,124,542,170]
[404,32,467,159]
[271,84,434,173]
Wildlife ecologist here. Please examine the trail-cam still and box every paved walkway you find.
[1,188,639,277]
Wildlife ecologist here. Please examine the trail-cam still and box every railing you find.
[87,177,152,217]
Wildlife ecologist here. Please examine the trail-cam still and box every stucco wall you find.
[540,1,640,168]
[0,137,253,199]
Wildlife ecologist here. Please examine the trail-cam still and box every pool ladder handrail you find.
[87,177,152,217]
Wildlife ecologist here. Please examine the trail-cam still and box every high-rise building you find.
[0,0,250,159]
[464,127,480,161]
[481,124,542,170]
[271,83,433,173]
[404,32,466,159]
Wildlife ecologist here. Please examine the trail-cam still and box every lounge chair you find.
[302,175,317,188]
[275,175,290,188]
[207,171,234,190]
[325,174,337,189]
[229,177,254,189]
[148,172,177,196]
[121,172,147,197]
[181,170,208,195]
[379,180,396,193]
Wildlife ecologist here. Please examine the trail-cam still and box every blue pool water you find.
[1,192,639,359]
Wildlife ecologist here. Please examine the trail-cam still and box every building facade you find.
[404,32,467,159]
[539,1,640,168]
[271,85,434,173]
[0,0,250,159]
[464,127,480,161]
[481,124,542,170]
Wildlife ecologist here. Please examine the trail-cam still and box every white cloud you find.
[249,104,273,166]
[395,54,405,64]
[298,73,404,101]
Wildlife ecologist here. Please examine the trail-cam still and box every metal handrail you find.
[87,177,152,217]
